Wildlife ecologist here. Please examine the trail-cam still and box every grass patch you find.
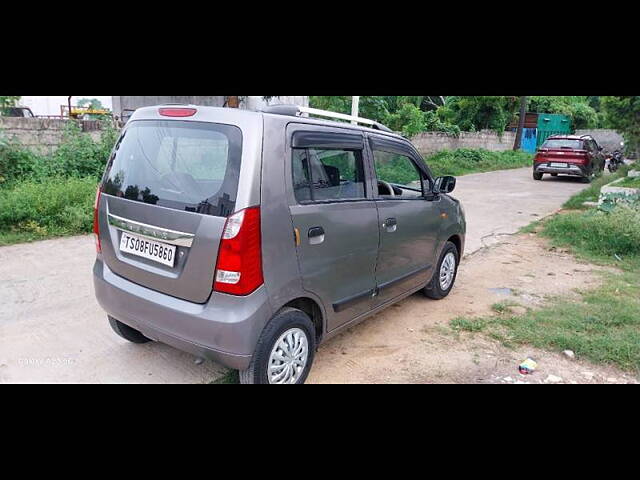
[617,177,640,189]
[458,183,640,372]
[450,270,640,371]
[450,316,487,332]
[0,177,97,245]
[563,167,630,210]
[0,121,117,245]
[425,148,533,178]
[210,369,239,384]
[519,218,543,234]
[539,205,640,271]
[491,300,521,314]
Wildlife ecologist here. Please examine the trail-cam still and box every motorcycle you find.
[608,142,625,172]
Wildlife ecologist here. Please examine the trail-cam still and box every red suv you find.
[533,135,605,183]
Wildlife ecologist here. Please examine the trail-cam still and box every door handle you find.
[308,226,325,245]
[382,217,397,232]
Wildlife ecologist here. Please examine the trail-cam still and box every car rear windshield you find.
[541,139,583,150]
[102,120,242,217]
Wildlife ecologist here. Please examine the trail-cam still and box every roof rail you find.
[260,104,393,133]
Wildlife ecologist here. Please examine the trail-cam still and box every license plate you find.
[550,162,567,168]
[119,232,176,267]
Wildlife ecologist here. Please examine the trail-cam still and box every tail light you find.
[93,186,102,253]
[159,107,197,117]
[570,151,589,164]
[213,207,263,295]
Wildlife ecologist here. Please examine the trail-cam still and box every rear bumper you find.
[93,258,273,370]
[534,162,588,177]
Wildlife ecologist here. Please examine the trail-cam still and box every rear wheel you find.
[239,308,316,384]
[424,241,459,300]
[108,316,152,344]
[550,173,558,177]
[533,172,543,181]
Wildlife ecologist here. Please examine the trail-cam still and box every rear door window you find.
[102,120,242,217]
[292,147,366,203]
[542,139,583,150]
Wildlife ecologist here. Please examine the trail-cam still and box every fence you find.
[0,117,108,155]
[410,130,517,157]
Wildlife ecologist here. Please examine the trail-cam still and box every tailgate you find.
[537,149,586,163]
[97,118,243,304]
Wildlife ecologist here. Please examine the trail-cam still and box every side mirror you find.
[434,176,456,194]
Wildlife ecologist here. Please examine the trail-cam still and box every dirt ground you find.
[307,233,639,384]
[1,167,626,384]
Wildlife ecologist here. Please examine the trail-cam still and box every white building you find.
[18,96,113,116]
[17,96,308,119]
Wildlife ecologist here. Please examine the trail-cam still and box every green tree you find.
[437,96,520,133]
[527,96,598,130]
[309,96,390,123]
[310,96,458,136]
[0,96,21,115]
[77,98,107,110]
[602,96,640,154]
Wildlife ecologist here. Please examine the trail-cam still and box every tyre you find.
[581,175,592,184]
[424,241,459,300]
[108,316,152,344]
[239,308,316,384]
[550,173,558,177]
[533,172,543,181]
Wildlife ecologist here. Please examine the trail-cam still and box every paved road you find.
[0,167,588,383]
[453,167,588,255]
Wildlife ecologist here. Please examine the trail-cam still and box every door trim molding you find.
[332,288,375,313]
[377,264,431,292]
[331,264,431,313]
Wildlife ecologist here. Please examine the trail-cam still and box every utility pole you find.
[513,96,527,151]
[351,96,360,124]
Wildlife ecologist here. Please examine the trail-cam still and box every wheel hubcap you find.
[439,252,456,290]
[267,328,309,384]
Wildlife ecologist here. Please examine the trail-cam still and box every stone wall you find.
[0,117,105,155]
[575,129,624,152]
[410,130,517,156]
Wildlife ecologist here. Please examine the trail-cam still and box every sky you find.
[18,96,113,116]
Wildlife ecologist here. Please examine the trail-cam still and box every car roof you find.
[547,135,584,140]
[129,104,405,141]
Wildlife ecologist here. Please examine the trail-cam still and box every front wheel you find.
[424,241,459,300]
[239,308,316,384]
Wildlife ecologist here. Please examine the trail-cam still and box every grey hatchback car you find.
[93,104,466,384]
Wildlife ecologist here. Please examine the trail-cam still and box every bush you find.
[0,136,50,184]
[425,148,533,178]
[542,202,640,260]
[50,121,118,178]
[384,104,460,137]
[0,120,118,185]
[0,177,97,243]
